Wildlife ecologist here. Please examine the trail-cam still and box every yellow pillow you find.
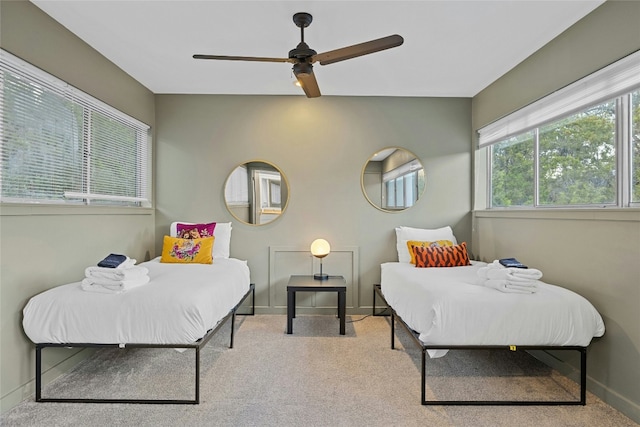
[406,240,453,265]
[161,236,214,264]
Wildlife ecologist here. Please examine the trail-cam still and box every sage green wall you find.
[471,1,640,422]
[473,0,640,129]
[155,95,472,312]
[7,0,635,420]
[0,0,156,413]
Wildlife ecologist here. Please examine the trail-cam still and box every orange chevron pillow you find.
[413,242,471,268]
[406,240,454,265]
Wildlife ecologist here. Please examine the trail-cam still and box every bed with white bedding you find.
[381,261,605,357]
[23,257,251,345]
[374,225,606,406]
[22,221,254,405]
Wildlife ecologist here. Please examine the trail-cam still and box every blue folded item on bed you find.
[97,253,128,268]
[498,257,527,269]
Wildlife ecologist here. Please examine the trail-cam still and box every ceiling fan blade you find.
[193,54,293,63]
[293,63,321,98]
[313,34,404,66]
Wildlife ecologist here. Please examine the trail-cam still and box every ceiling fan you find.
[193,12,404,98]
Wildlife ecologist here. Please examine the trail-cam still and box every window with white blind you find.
[0,49,150,207]
[478,50,640,209]
[383,159,423,210]
[224,165,249,205]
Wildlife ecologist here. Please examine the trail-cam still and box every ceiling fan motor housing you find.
[293,62,313,77]
[288,42,317,62]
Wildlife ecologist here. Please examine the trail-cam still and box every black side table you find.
[287,275,346,335]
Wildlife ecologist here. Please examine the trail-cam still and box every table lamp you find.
[310,238,330,280]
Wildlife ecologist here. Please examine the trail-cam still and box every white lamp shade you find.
[310,239,331,258]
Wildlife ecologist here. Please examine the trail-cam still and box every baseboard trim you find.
[1,348,94,415]
[530,349,639,423]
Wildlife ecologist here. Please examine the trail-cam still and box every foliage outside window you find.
[0,49,150,207]
[490,95,633,208]
[491,132,534,207]
[538,101,616,206]
[481,49,639,209]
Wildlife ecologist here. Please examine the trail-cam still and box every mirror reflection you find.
[224,160,289,225]
[361,147,425,212]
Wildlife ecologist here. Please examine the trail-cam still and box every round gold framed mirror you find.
[361,147,425,212]
[224,160,289,225]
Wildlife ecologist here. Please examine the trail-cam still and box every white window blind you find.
[382,158,422,182]
[0,49,150,206]
[225,165,249,205]
[478,50,640,147]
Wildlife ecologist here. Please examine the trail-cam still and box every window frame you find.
[480,50,640,210]
[0,49,151,208]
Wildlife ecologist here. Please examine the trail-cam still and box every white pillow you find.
[395,226,458,263]
[170,221,232,259]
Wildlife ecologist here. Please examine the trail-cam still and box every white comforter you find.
[381,261,605,357]
[23,257,250,345]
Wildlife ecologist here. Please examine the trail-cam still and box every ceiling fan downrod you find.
[292,12,313,40]
[289,12,316,61]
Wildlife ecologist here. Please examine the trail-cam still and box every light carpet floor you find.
[2,314,637,427]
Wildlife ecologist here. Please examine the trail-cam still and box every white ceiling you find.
[30,0,605,98]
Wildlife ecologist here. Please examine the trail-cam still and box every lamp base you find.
[313,273,329,280]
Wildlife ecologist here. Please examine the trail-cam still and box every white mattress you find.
[381,261,605,357]
[23,257,251,345]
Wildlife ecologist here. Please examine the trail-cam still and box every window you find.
[383,158,423,210]
[257,171,281,209]
[632,90,640,203]
[480,50,640,209]
[538,101,616,206]
[490,132,534,207]
[224,165,249,205]
[0,49,150,207]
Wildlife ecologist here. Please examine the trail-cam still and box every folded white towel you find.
[82,275,149,287]
[513,276,540,286]
[116,258,137,269]
[477,266,490,280]
[477,260,507,279]
[478,260,542,279]
[476,260,542,294]
[484,279,537,294]
[85,265,149,281]
[80,283,119,294]
[510,268,542,279]
[505,283,539,293]
[486,268,541,283]
[81,275,150,293]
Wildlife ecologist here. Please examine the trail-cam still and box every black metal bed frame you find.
[34,283,255,405]
[373,284,587,406]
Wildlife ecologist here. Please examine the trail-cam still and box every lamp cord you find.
[346,314,372,323]
[346,307,391,323]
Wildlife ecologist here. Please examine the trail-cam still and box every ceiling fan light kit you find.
[193,12,403,98]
